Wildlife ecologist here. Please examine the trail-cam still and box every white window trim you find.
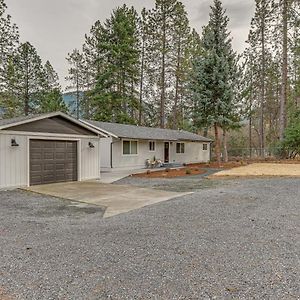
[149,141,156,152]
[122,139,139,156]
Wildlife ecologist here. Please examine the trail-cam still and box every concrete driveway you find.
[25,181,190,218]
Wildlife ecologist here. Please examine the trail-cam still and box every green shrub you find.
[185,168,191,175]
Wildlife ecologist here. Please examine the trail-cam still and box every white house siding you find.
[170,142,210,164]
[100,137,113,170]
[109,139,210,170]
[111,139,165,169]
[0,133,100,189]
[0,133,28,189]
[80,138,101,180]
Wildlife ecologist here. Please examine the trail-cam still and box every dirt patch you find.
[133,160,300,179]
[212,163,300,178]
[188,161,246,169]
[133,167,206,178]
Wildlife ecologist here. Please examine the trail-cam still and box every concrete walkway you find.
[25,181,190,218]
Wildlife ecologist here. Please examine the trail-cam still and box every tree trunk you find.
[249,115,252,158]
[24,56,29,116]
[279,0,288,141]
[249,55,253,159]
[76,70,80,120]
[160,9,166,128]
[138,34,145,126]
[214,123,221,166]
[223,129,228,163]
[173,37,181,130]
[260,2,266,157]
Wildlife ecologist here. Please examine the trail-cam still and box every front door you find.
[164,142,169,163]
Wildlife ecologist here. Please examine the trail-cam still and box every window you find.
[149,141,155,151]
[203,143,208,151]
[123,140,138,155]
[176,142,185,154]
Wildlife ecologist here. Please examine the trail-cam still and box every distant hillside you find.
[62,91,83,117]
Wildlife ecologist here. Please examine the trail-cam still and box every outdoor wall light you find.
[11,138,19,147]
[89,142,95,148]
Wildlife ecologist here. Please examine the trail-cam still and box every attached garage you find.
[29,140,78,186]
[0,112,105,189]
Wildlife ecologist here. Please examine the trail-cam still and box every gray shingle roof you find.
[84,120,212,142]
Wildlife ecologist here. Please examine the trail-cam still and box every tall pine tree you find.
[191,0,239,164]
[89,5,140,123]
[40,61,67,113]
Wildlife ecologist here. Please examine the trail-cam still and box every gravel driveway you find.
[0,178,300,299]
[115,169,222,192]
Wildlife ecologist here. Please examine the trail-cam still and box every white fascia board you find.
[0,111,106,137]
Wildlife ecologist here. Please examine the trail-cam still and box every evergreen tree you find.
[191,0,239,164]
[89,5,140,124]
[245,0,276,155]
[137,8,148,125]
[9,42,45,115]
[169,2,192,129]
[147,0,177,128]
[66,49,85,118]
[39,61,67,113]
[0,0,19,116]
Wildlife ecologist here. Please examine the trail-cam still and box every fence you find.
[211,147,283,160]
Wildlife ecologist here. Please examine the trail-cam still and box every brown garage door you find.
[30,140,78,186]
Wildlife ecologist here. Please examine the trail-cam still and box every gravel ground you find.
[115,169,223,192]
[0,178,300,299]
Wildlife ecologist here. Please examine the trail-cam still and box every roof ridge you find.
[84,119,212,142]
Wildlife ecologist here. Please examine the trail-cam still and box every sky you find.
[7,0,254,89]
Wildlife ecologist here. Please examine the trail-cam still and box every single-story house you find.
[0,112,106,189]
[82,120,212,171]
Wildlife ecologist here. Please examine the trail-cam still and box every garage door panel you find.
[55,142,66,148]
[43,175,56,183]
[30,164,42,172]
[30,140,77,186]
[44,164,55,171]
[65,172,76,180]
[30,152,43,160]
[30,175,43,185]
[44,152,55,160]
[55,153,66,160]
[66,142,75,149]
[66,153,76,160]
[30,140,43,148]
[55,163,66,170]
